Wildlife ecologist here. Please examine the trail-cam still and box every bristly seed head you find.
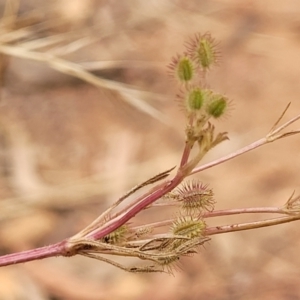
[156,255,180,274]
[174,180,215,213]
[101,225,127,245]
[172,215,206,239]
[186,87,204,112]
[186,33,220,70]
[205,94,228,118]
[168,54,195,83]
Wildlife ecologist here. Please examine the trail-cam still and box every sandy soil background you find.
[1,0,300,299]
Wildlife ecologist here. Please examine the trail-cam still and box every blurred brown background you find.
[1,0,300,299]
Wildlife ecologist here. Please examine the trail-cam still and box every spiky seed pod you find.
[186,33,219,70]
[133,226,153,239]
[186,87,204,112]
[172,216,206,239]
[168,54,195,83]
[205,93,228,118]
[156,255,180,274]
[174,180,215,213]
[168,216,206,254]
[102,225,127,245]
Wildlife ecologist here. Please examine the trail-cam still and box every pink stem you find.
[180,142,192,167]
[203,206,284,218]
[206,215,300,236]
[89,173,184,240]
[0,241,67,267]
[190,138,266,175]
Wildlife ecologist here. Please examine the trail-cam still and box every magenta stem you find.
[190,138,266,175]
[180,142,192,167]
[89,173,184,240]
[0,241,66,267]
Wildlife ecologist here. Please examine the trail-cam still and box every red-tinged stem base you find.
[0,240,68,267]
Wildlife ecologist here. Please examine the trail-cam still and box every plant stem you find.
[191,111,300,176]
[88,173,184,240]
[206,215,300,236]
[127,206,293,232]
[204,206,286,218]
[180,141,193,167]
[190,137,266,175]
[0,241,67,267]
